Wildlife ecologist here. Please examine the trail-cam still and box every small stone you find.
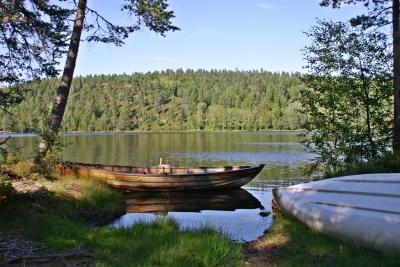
[259,211,271,217]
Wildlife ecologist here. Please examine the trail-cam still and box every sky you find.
[74,0,368,76]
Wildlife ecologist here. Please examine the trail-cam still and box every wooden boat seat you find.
[75,163,251,175]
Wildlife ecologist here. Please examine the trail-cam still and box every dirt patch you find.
[1,165,44,195]
[0,234,93,266]
[10,179,44,194]
[242,223,290,267]
[64,183,81,192]
[243,240,287,266]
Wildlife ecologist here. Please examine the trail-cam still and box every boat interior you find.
[73,162,253,175]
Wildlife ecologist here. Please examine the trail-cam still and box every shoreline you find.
[2,160,400,266]
[0,129,306,138]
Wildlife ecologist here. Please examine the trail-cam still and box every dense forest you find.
[1,70,306,132]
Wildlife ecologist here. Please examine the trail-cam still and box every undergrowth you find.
[0,160,244,266]
[324,152,400,178]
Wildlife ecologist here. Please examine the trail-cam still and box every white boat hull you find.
[273,173,400,251]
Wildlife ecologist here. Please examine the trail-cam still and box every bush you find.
[0,176,14,204]
[325,152,400,178]
[300,20,392,175]
[8,161,35,177]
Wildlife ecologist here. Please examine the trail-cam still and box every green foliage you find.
[5,160,35,178]
[325,152,400,177]
[34,130,65,171]
[21,107,66,169]
[121,0,180,37]
[0,175,13,205]
[85,0,179,46]
[320,0,391,29]
[2,70,306,132]
[0,85,24,114]
[0,136,11,162]
[0,0,178,85]
[0,0,71,84]
[300,20,393,173]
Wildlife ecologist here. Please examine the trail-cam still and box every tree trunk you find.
[38,0,87,154]
[393,0,400,152]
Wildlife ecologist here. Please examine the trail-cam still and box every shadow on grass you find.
[0,175,243,267]
[249,213,400,267]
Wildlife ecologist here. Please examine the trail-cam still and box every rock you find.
[259,211,271,217]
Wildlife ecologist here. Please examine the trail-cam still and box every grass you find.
[7,158,400,266]
[1,213,242,266]
[0,161,244,266]
[250,213,400,267]
[46,176,126,223]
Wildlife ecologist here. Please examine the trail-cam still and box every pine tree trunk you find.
[393,0,400,152]
[38,0,87,154]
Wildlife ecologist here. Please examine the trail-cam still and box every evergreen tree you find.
[3,70,307,133]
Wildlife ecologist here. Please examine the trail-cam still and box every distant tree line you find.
[1,70,306,133]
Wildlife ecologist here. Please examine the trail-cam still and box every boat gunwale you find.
[56,160,265,177]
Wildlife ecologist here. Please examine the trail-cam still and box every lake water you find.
[7,132,313,241]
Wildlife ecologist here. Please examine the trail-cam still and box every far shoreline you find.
[0,129,306,138]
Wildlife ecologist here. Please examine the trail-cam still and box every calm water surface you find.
[8,132,313,241]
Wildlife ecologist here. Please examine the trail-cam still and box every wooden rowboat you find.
[125,189,263,213]
[55,161,264,191]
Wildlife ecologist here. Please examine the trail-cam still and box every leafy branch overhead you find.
[321,0,392,29]
[0,0,179,85]
[85,0,179,45]
[0,0,71,85]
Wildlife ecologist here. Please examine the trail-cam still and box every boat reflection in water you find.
[125,188,264,213]
[111,188,271,241]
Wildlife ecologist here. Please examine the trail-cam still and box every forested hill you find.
[2,70,306,132]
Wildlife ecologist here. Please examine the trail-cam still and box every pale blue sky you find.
[74,0,367,76]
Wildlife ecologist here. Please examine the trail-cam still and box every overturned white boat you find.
[273,173,400,251]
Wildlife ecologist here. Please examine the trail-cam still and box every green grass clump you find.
[47,176,125,222]
[324,152,400,178]
[0,212,243,267]
[262,213,400,266]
